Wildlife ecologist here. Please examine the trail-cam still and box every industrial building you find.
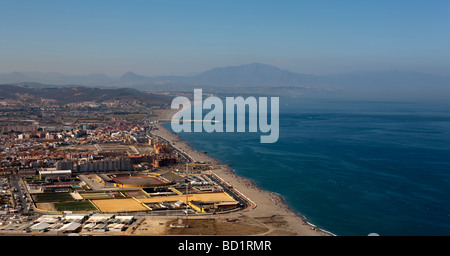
[38,169,72,179]
[30,222,51,232]
[13,213,136,234]
[59,222,82,233]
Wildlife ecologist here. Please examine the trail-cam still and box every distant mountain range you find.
[1,63,449,99]
[0,84,171,105]
[0,71,114,87]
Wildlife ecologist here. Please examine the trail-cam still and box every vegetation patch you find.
[79,192,112,200]
[54,201,98,212]
[32,192,74,202]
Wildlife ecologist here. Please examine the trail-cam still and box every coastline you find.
[151,108,334,236]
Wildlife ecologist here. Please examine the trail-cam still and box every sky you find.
[1,0,449,76]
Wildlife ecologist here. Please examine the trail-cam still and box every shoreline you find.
[151,108,334,236]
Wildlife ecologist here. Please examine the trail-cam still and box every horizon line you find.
[1,62,449,78]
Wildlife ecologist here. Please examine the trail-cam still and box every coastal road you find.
[205,172,253,212]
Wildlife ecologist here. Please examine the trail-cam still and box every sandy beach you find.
[150,108,333,236]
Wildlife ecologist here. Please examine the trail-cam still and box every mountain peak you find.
[240,62,282,68]
[213,63,283,72]
[193,63,309,86]
[121,71,138,77]
[118,71,151,83]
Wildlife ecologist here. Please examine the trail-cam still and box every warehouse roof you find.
[39,169,72,175]
[59,222,81,232]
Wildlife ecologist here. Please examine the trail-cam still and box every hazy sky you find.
[1,0,449,76]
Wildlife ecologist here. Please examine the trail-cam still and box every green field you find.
[54,201,98,212]
[32,192,74,202]
[79,192,112,199]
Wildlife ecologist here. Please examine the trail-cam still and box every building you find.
[77,157,131,172]
[45,133,56,140]
[154,142,173,154]
[188,200,239,213]
[38,169,72,179]
[30,222,51,232]
[63,214,87,223]
[129,154,153,164]
[93,223,108,232]
[85,213,115,224]
[115,215,134,225]
[56,160,74,171]
[189,201,215,213]
[0,124,38,133]
[152,156,176,167]
[107,223,126,232]
[35,215,63,224]
[59,222,82,233]
[82,223,96,232]
[130,135,149,143]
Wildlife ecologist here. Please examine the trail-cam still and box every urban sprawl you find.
[0,98,253,235]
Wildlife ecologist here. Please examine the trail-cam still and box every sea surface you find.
[164,97,450,236]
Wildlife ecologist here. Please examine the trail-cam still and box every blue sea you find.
[164,97,450,236]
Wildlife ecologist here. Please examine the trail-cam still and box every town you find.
[0,96,253,235]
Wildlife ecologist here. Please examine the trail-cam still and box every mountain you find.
[117,72,153,84]
[0,63,321,88]
[190,63,319,87]
[1,63,449,98]
[0,72,32,84]
[109,63,323,91]
[0,84,171,105]
[0,71,115,86]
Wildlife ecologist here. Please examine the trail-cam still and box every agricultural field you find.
[32,192,75,202]
[79,191,113,200]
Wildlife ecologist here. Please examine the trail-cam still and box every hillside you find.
[0,84,171,105]
[1,63,449,99]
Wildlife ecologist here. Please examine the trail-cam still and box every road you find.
[9,173,29,214]
[205,173,251,211]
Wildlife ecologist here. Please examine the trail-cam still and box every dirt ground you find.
[91,198,148,213]
[125,217,170,235]
[166,217,267,236]
[126,214,300,236]
[35,202,56,212]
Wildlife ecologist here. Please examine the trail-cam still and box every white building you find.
[115,215,134,225]
[107,223,125,232]
[30,222,51,232]
[39,169,72,179]
[63,214,87,223]
[59,222,82,233]
[86,213,114,224]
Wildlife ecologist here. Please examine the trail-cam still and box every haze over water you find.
[166,97,450,236]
